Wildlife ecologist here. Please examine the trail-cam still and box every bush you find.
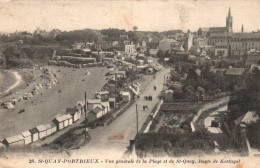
[135,129,214,157]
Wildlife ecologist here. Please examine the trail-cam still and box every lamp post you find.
[136,104,138,134]
[84,91,87,139]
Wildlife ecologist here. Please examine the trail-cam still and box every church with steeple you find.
[226,7,233,33]
[198,7,233,38]
[197,7,260,61]
[204,8,234,47]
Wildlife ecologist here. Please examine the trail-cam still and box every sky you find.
[0,0,259,33]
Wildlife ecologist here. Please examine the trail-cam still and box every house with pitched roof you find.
[233,111,259,144]
[87,99,102,110]
[87,106,104,122]
[66,107,81,123]
[225,68,246,77]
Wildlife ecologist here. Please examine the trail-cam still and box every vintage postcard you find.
[0,0,259,168]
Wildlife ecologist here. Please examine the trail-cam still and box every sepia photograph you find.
[0,0,259,168]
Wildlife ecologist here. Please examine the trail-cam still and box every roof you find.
[54,114,72,122]
[50,122,57,128]
[21,131,31,137]
[66,108,78,115]
[109,98,115,102]
[159,38,170,44]
[115,71,126,75]
[36,125,48,132]
[101,102,109,108]
[29,127,39,134]
[44,124,52,130]
[215,42,228,47]
[96,90,109,95]
[165,90,174,93]
[90,106,102,114]
[5,135,24,143]
[234,111,259,125]
[196,37,206,41]
[232,33,260,39]
[121,91,131,96]
[87,99,101,104]
[209,27,227,33]
[225,68,245,76]
[77,101,85,108]
[210,33,232,38]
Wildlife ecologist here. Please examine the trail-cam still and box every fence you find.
[139,100,164,133]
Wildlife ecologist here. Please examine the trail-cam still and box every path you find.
[71,68,171,158]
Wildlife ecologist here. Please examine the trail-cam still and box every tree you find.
[133,26,138,32]
[198,28,202,36]
[187,68,198,80]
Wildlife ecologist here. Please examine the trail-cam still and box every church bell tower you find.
[226,7,233,33]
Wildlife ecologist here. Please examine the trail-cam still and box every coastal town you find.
[0,3,259,163]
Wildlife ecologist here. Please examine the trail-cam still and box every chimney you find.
[241,24,244,33]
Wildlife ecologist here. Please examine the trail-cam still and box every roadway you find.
[71,67,171,158]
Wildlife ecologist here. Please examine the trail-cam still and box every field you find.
[0,66,109,140]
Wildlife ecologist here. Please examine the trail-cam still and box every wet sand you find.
[0,71,22,96]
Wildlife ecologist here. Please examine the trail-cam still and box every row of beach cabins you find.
[0,95,117,149]
[1,107,82,149]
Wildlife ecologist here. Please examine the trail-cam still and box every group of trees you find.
[226,68,260,148]
[2,45,55,68]
[170,61,245,100]
[227,68,260,122]
[135,129,214,157]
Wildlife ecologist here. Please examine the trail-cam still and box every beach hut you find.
[66,108,81,123]
[87,99,102,110]
[44,124,52,136]
[101,101,110,114]
[29,128,39,142]
[0,142,6,154]
[67,114,73,125]
[121,91,131,102]
[36,125,47,139]
[53,114,71,130]
[50,122,57,134]
[2,135,25,148]
[109,98,116,109]
[21,131,32,145]
[88,106,103,122]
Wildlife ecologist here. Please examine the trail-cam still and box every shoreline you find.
[0,70,22,96]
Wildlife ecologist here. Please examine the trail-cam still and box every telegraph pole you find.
[115,74,117,110]
[136,104,138,134]
[84,91,87,139]
[163,75,165,90]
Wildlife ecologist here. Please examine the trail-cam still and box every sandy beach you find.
[0,66,110,139]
